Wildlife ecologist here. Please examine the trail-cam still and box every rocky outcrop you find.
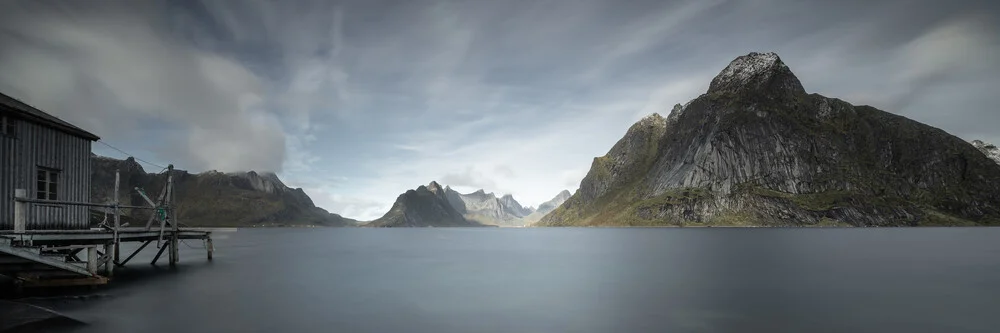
[523,190,572,224]
[539,52,1000,227]
[365,182,485,227]
[442,186,534,226]
[90,155,356,227]
[972,140,1000,166]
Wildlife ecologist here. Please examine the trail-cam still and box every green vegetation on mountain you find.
[91,155,355,227]
[538,52,1000,227]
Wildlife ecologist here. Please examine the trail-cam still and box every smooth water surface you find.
[19,228,1000,333]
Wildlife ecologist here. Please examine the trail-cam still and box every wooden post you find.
[13,189,26,233]
[169,233,179,266]
[113,170,121,265]
[206,235,214,261]
[87,246,97,275]
[168,164,177,232]
[103,242,114,277]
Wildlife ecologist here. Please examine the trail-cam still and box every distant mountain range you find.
[537,52,1000,227]
[523,190,572,224]
[90,52,1000,228]
[90,155,356,227]
[364,182,569,227]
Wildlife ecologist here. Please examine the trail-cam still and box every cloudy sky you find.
[1,0,998,220]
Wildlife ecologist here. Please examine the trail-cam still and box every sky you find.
[1,0,998,221]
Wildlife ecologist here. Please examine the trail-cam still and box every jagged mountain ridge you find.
[365,181,485,227]
[972,140,1000,166]
[523,190,573,224]
[539,52,1000,227]
[364,182,569,227]
[443,186,534,226]
[90,155,356,227]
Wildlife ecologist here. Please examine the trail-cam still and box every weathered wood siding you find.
[0,119,92,230]
[0,131,14,229]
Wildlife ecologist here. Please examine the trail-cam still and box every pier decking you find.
[0,227,224,288]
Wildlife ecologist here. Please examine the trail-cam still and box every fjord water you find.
[28,227,1000,333]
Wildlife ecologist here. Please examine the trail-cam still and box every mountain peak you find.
[707,52,805,98]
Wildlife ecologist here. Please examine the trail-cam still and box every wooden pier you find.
[1,166,227,288]
[0,228,219,288]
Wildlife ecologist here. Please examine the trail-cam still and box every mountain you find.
[441,186,533,226]
[90,155,356,227]
[523,190,572,224]
[538,52,1000,227]
[972,140,1000,165]
[365,181,486,227]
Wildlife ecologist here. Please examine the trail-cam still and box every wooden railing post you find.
[112,170,120,266]
[13,189,26,233]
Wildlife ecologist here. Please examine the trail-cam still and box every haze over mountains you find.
[88,52,1000,228]
[538,52,1000,227]
[365,182,569,227]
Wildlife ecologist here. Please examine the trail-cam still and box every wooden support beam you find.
[103,242,114,277]
[13,189,26,233]
[117,240,151,266]
[13,197,153,210]
[113,170,121,266]
[168,233,179,266]
[19,276,109,288]
[150,241,168,266]
[206,236,214,261]
[86,246,97,274]
[0,244,93,276]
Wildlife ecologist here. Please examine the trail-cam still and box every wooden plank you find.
[0,245,92,276]
[13,189,26,233]
[20,276,109,288]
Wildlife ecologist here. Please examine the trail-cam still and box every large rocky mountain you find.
[523,190,572,224]
[90,155,356,227]
[443,187,535,226]
[539,52,1000,227]
[972,140,1000,165]
[365,181,486,227]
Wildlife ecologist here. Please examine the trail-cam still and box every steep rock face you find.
[441,186,533,226]
[523,190,573,224]
[366,182,484,227]
[501,194,534,217]
[90,155,356,227]
[972,140,1000,165]
[540,52,1000,227]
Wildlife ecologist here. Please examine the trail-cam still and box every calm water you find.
[13,227,1000,333]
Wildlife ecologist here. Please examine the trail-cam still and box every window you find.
[1,116,15,138]
[36,167,59,200]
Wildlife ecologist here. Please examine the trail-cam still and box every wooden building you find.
[0,92,100,230]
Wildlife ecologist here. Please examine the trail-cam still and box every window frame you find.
[0,115,14,138]
[36,166,60,201]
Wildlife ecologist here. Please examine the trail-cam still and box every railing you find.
[11,165,180,253]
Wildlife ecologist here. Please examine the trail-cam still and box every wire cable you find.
[96,140,168,170]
